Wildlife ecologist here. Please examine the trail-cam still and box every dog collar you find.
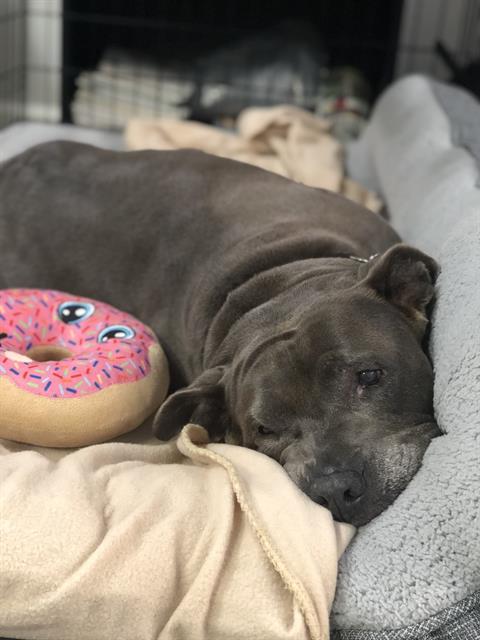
[348,253,379,264]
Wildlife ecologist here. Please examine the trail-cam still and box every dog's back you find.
[0,141,399,383]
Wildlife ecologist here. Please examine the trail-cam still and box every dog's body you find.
[0,142,440,525]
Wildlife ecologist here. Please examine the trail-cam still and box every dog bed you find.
[0,77,479,639]
[331,75,480,638]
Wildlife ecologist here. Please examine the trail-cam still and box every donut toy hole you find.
[27,345,72,362]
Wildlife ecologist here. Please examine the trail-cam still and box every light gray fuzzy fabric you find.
[333,75,480,633]
[332,592,480,640]
[0,121,123,164]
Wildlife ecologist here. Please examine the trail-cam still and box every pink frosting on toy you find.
[0,289,158,398]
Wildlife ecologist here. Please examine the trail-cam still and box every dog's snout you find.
[310,470,366,522]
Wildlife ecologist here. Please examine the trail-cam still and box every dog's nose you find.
[310,470,366,522]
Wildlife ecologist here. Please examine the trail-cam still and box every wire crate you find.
[1,0,480,131]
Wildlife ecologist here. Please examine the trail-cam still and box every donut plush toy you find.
[0,289,169,447]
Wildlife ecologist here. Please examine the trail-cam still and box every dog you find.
[0,141,441,525]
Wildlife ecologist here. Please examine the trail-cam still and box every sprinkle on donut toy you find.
[0,289,169,447]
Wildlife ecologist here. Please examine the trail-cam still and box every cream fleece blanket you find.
[125,105,382,213]
[0,423,354,640]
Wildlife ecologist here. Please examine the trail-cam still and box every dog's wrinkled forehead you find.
[250,293,417,376]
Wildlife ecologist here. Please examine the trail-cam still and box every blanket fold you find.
[125,105,382,213]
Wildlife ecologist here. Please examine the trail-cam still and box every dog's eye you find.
[358,369,382,386]
[257,424,274,436]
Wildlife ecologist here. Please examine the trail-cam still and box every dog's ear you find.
[153,366,229,441]
[362,244,439,335]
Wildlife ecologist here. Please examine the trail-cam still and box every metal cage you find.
[1,0,480,130]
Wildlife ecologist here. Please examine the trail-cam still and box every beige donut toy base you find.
[0,344,169,448]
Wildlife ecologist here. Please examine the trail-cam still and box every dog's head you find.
[154,245,441,526]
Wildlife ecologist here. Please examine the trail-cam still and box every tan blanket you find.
[125,105,382,213]
[0,423,354,640]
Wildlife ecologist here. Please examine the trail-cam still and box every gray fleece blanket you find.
[333,75,480,637]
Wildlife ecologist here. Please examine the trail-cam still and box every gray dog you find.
[0,142,440,525]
